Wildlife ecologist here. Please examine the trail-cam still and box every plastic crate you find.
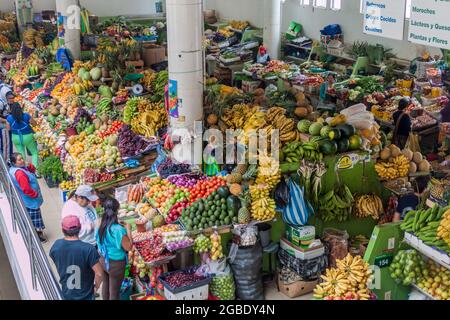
[158,266,211,300]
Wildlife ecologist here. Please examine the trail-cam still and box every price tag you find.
[374,254,393,269]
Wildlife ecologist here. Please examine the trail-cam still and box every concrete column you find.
[263,0,282,60]
[14,0,34,35]
[166,0,204,165]
[55,0,81,60]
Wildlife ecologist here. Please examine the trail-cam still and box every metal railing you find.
[0,155,62,300]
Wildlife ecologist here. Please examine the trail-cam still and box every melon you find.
[389,144,401,157]
[320,125,332,138]
[413,152,423,164]
[309,122,323,136]
[297,120,312,133]
[402,148,413,162]
[418,160,431,172]
[77,68,87,78]
[81,71,91,81]
[89,67,101,81]
[380,148,391,161]
[294,107,308,118]
[348,135,363,150]
[409,162,417,174]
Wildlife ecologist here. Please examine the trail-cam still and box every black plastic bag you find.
[274,178,290,209]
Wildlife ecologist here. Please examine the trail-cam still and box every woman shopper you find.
[392,98,412,149]
[393,175,431,222]
[61,185,99,248]
[6,102,39,170]
[8,152,46,242]
[96,197,133,300]
[0,87,14,160]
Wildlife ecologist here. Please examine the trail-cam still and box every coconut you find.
[207,114,218,126]
[413,152,423,164]
[380,148,391,161]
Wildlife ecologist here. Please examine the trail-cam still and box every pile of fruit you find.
[249,155,280,221]
[210,273,235,300]
[437,209,450,248]
[162,231,193,251]
[189,176,227,203]
[313,254,374,300]
[194,234,211,254]
[375,145,431,180]
[210,232,223,261]
[180,187,239,231]
[354,194,384,220]
[160,268,208,290]
[389,249,450,300]
[400,205,450,253]
[134,235,172,263]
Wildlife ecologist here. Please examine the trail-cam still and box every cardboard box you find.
[285,225,315,247]
[142,44,166,67]
[278,274,318,298]
[280,238,324,260]
[242,80,261,93]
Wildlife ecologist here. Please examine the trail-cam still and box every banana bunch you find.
[375,155,409,180]
[251,197,276,221]
[354,194,383,220]
[23,28,44,48]
[124,97,140,123]
[264,107,301,143]
[131,107,167,138]
[218,27,234,38]
[238,111,267,145]
[314,254,373,300]
[96,97,113,117]
[282,140,324,163]
[141,69,156,91]
[229,20,249,30]
[255,155,281,189]
[221,104,257,129]
[319,185,354,222]
[437,209,450,247]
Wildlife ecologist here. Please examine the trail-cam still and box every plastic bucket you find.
[258,223,272,248]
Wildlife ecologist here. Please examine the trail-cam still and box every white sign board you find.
[363,0,406,40]
[408,0,450,50]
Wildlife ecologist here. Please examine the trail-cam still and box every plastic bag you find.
[210,265,236,300]
[283,178,314,226]
[232,224,258,247]
[322,228,349,268]
[151,144,167,173]
[274,178,290,209]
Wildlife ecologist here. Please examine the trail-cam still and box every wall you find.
[0,0,163,17]
[204,0,441,60]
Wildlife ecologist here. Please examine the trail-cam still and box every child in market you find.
[393,175,431,222]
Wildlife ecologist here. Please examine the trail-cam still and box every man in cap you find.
[50,215,103,300]
[61,185,99,248]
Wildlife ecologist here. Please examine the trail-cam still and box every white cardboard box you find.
[280,238,324,260]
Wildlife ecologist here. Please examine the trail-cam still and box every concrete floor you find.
[0,236,21,300]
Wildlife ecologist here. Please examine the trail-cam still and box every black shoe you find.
[38,233,47,243]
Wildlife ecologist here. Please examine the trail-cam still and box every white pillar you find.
[166,0,204,165]
[15,0,34,35]
[55,0,81,60]
[263,0,282,60]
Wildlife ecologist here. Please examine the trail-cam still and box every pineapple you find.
[238,191,251,224]
[226,172,243,184]
[234,164,248,176]
[242,164,258,180]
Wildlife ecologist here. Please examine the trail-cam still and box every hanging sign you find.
[168,79,179,118]
[363,0,406,40]
[408,0,450,50]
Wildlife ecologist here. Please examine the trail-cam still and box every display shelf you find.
[285,55,306,64]
[404,232,450,270]
[425,197,447,208]
[283,42,313,51]
[411,283,436,300]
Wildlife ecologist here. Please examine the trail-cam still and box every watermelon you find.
[90,67,102,81]
[336,124,356,138]
[328,128,341,141]
[77,68,87,78]
[320,125,332,138]
[309,122,324,136]
[349,135,363,150]
[81,71,92,81]
[319,140,338,155]
[297,120,312,133]
[337,138,350,153]
[217,186,230,198]
[226,195,241,214]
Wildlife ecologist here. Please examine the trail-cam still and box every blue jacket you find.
[9,166,43,209]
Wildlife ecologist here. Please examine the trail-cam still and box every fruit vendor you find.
[319,73,337,104]
[392,98,412,149]
[256,45,270,64]
[8,152,46,242]
[50,215,104,300]
[6,102,39,170]
[0,84,14,160]
[393,176,431,222]
[62,185,99,248]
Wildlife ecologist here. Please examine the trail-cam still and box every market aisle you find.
[0,236,21,300]
[38,179,63,273]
